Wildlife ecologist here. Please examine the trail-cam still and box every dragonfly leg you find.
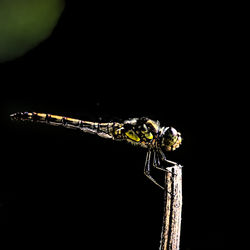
[144,150,164,190]
[152,150,177,171]
[159,149,178,166]
[149,150,176,195]
[152,150,180,182]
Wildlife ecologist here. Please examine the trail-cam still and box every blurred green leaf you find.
[0,0,65,62]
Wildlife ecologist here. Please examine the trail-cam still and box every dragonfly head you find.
[160,127,182,151]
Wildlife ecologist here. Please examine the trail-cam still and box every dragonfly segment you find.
[10,112,182,189]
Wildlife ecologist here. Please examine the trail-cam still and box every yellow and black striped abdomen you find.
[11,112,84,128]
[10,112,122,139]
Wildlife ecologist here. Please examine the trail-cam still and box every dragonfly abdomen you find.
[10,112,124,139]
[11,112,83,128]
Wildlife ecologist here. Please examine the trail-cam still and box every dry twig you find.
[159,165,183,250]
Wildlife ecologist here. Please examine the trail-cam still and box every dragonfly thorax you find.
[159,126,182,151]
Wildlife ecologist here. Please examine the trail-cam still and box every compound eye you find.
[167,127,177,137]
[163,127,178,146]
[162,126,182,151]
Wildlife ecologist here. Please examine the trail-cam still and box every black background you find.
[0,1,230,249]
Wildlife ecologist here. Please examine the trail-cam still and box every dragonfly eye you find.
[162,127,182,151]
[166,127,178,137]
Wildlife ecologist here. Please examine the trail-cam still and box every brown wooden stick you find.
[159,165,183,250]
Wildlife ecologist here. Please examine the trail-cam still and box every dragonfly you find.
[10,111,182,189]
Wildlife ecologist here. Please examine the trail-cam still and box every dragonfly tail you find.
[10,112,117,139]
